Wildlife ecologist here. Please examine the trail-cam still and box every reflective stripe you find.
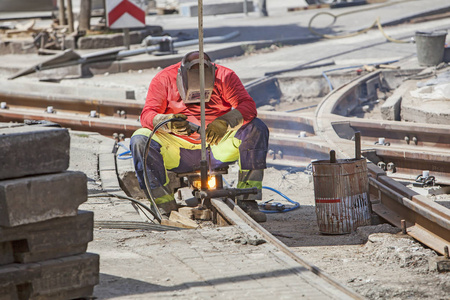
[239,169,264,182]
[210,130,241,163]
[154,194,175,205]
[132,127,152,137]
[237,169,264,200]
[237,180,263,189]
[134,127,242,167]
[132,128,201,170]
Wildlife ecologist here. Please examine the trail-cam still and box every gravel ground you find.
[67,75,450,300]
[253,167,450,300]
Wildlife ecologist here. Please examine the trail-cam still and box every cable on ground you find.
[308,0,416,43]
[259,186,300,214]
[88,192,159,223]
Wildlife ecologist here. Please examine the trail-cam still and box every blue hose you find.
[260,186,300,214]
[117,141,132,160]
[222,178,299,214]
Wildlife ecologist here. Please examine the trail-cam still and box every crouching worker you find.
[130,51,269,222]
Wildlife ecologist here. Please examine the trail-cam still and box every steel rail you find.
[313,70,450,255]
[211,198,364,300]
[0,90,143,119]
[0,70,449,254]
[0,108,140,137]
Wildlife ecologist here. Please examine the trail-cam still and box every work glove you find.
[206,109,243,145]
[153,113,191,135]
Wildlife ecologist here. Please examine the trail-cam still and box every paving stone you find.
[0,253,99,300]
[0,171,87,227]
[0,126,70,180]
[98,153,116,171]
[0,210,93,265]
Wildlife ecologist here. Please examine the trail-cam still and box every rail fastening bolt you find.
[401,219,407,234]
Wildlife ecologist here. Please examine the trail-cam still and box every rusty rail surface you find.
[0,70,449,255]
[314,71,450,256]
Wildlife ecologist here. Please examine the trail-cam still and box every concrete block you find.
[37,64,82,81]
[0,211,93,265]
[180,1,254,17]
[99,169,121,193]
[246,76,282,107]
[0,253,99,300]
[77,26,163,49]
[99,153,116,171]
[381,80,416,121]
[380,94,402,121]
[0,171,87,227]
[429,256,450,272]
[0,283,16,300]
[0,80,135,101]
[0,242,13,266]
[0,126,70,180]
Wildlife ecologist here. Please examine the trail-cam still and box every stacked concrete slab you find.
[0,125,99,300]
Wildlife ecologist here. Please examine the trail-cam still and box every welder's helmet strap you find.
[177,58,216,104]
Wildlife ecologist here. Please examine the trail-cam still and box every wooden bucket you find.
[312,158,372,234]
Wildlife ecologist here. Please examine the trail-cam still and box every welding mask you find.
[177,55,216,104]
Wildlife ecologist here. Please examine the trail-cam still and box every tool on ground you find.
[259,200,286,211]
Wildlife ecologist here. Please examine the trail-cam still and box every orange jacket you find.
[140,62,257,143]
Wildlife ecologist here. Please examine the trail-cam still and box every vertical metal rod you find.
[67,0,75,33]
[401,219,407,234]
[329,150,336,163]
[123,28,130,50]
[79,0,91,31]
[58,0,67,25]
[243,0,248,16]
[444,246,449,259]
[355,131,361,160]
[198,0,208,190]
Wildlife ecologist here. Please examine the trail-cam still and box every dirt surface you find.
[67,72,450,300]
[245,167,450,300]
[242,94,450,299]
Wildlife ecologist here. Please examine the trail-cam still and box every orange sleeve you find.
[220,68,256,123]
[140,69,172,130]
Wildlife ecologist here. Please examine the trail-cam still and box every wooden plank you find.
[178,207,194,219]
[160,211,199,229]
[193,208,212,220]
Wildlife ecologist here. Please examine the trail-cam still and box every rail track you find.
[1,68,449,259]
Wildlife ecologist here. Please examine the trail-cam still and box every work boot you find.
[237,200,267,223]
[155,195,178,219]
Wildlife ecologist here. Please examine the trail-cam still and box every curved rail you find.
[313,70,450,256]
